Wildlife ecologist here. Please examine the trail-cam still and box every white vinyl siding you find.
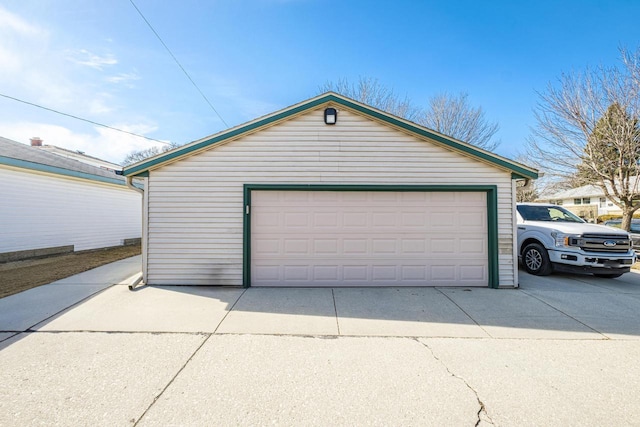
[0,166,141,253]
[147,108,516,286]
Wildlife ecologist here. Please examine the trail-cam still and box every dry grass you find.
[0,244,141,299]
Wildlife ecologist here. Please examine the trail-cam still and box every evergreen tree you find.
[576,103,640,229]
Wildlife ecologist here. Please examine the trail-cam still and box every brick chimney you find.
[30,137,43,147]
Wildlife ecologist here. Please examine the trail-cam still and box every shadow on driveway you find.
[3,263,640,343]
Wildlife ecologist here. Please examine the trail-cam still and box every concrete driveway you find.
[2,257,640,426]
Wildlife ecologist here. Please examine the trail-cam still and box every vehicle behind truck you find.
[516,203,636,278]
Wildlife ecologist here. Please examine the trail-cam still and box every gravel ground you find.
[0,244,141,299]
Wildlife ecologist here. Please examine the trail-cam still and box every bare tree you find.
[527,48,640,230]
[420,92,500,151]
[516,182,539,203]
[320,77,500,151]
[623,46,640,87]
[320,77,422,122]
[512,154,540,202]
[121,142,181,166]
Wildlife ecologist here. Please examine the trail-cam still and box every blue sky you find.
[0,0,638,164]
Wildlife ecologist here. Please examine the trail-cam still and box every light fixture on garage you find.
[324,108,337,125]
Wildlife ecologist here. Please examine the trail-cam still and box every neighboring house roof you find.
[38,145,121,170]
[0,136,126,186]
[122,92,539,180]
[541,184,606,200]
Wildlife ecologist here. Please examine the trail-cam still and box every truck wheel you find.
[593,273,623,279]
[522,243,553,276]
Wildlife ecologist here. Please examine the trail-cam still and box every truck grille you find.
[576,234,631,253]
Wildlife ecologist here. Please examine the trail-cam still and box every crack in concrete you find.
[416,339,495,426]
[331,288,341,335]
[519,289,609,339]
[436,287,493,338]
[212,288,246,334]
[133,333,212,426]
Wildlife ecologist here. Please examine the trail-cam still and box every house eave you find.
[0,155,128,187]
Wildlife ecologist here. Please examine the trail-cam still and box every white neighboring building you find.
[539,184,621,219]
[0,136,142,261]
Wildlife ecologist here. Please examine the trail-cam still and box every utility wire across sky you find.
[1,1,229,150]
[0,93,171,145]
[128,0,229,128]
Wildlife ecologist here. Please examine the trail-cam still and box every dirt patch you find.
[0,244,141,299]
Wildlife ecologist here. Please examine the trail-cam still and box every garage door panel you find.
[253,238,280,255]
[400,191,428,202]
[459,211,485,227]
[344,239,368,254]
[401,265,427,280]
[431,265,456,281]
[253,211,280,227]
[284,239,308,254]
[283,265,310,281]
[313,265,339,280]
[430,212,455,227]
[284,212,308,227]
[431,239,455,253]
[252,261,488,287]
[314,212,338,227]
[282,191,310,202]
[401,212,427,227]
[402,239,426,253]
[253,265,279,281]
[343,265,368,281]
[314,239,339,254]
[256,237,484,258]
[251,191,488,287]
[343,212,367,227]
[460,238,486,254]
[460,265,486,281]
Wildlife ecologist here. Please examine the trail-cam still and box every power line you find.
[0,93,171,145]
[128,0,229,128]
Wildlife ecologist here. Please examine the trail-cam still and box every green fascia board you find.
[512,172,533,180]
[123,95,335,177]
[0,155,128,187]
[243,184,500,289]
[328,96,538,180]
[123,93,538,180]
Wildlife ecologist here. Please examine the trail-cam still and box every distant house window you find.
[574,198,582,205]
[556,200,563,205]
[600,197,606,208]
[583,198,591,204]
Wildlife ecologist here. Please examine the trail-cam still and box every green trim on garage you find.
[243,184,500,288]
[123,93,538,180]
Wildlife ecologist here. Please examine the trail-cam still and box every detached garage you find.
[122,92,537,288]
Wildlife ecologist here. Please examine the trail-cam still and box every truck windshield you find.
[517,205,585,223]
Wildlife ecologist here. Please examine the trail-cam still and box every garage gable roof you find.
[122,92,538,179]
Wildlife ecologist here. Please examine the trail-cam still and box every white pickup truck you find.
[516,203,636,278]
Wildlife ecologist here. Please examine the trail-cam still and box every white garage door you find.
[250,191,488,287]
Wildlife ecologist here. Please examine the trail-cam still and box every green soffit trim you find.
[0,156,128,187]
[122,93,539,180]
